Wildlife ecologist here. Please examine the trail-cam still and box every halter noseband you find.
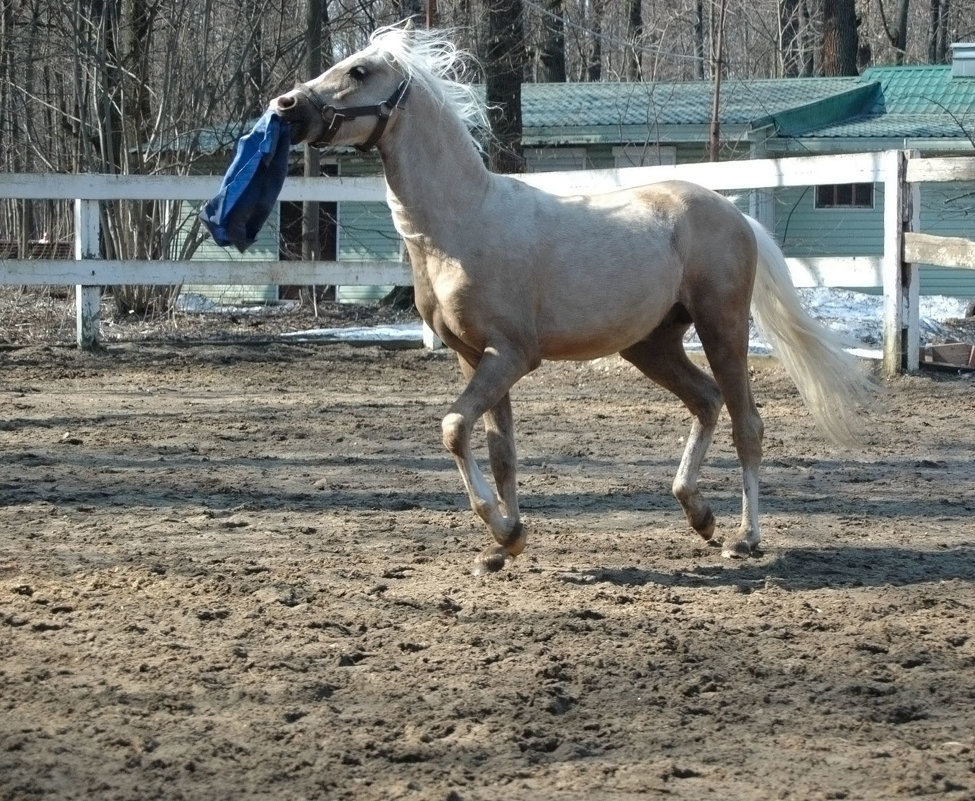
[300,78,411,152]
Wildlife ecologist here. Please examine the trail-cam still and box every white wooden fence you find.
[2,150,974,376]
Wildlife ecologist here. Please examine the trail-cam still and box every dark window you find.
[815,183,874,209]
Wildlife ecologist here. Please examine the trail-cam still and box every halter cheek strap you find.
[301,79,411,152]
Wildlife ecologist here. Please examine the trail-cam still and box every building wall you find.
[773,185,885,260]
[332,155,400,303]
[916,182,975,298]
[335,201,401,303]
[774,182,975,297]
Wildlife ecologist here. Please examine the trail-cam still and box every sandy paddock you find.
[1,339,973,800]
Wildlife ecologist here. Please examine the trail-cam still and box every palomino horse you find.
[273,26,872,575]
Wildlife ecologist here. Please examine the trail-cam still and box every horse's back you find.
[626,180,758,296]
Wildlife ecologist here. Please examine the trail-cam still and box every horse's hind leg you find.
[620,317,724,543]
[693,319,765,558]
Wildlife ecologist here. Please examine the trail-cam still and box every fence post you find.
[902,151,921,373]
[881,150,920,376]
[74,198,101,350]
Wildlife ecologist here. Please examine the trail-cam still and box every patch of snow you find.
[178,289,971,355]
[282,323,423,344]
[684,288,970,359]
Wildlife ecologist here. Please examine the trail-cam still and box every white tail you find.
[746,216,874,446]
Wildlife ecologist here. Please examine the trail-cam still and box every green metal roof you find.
[862,65,975,113]
[520,77,864,135]
[790,112,973,139]
[520,65,975,145]
[791,66,975,141]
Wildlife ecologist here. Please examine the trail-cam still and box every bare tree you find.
[821,0,859,75]
[537,0,567,82]
[485,0,525,173]
[878,0,911,65]
[0,0,318,313]
[694,0,707,79]
[929,0,950,64]
[585,0,603,80]
[709,0,728,160]
[779,0,805,76]
[624,0,643,80]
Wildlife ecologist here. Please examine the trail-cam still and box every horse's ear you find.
[400,17,418,48]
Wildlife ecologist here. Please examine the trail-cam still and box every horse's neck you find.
[379,94,491,245]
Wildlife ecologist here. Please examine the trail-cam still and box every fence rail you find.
[2,150,973,375]
[0,259,413,288]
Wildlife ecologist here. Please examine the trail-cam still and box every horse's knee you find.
[442,411,467,456]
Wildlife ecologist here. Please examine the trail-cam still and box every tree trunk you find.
[693,0,706,79]
[928,0,950,63]
[624,0,643,81]
[121,0,154,143]
[879,0,911,64]
[586,0,603,81]
[304,0,323,266]
[538,0,566,82]
[486,0,525,174]
[708,0,727,161]
[396,0,423,25]
[801,0,815,75]
[236,0,265,120]
[820,0,858,76]
[895,0,910,64]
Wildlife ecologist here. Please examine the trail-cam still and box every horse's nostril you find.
[275,95,296,110]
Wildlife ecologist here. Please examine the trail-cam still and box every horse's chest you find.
[408,251,463,322]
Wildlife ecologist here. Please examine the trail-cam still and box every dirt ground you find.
[2,307,974,800]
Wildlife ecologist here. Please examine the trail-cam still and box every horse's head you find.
[273,38,411,153]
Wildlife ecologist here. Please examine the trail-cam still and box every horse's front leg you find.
[446,349,531,574]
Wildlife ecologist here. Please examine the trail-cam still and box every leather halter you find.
[299,79,411,152]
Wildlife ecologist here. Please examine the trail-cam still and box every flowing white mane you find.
[369,25,487,133]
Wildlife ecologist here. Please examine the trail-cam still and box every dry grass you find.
[0,286,417,347]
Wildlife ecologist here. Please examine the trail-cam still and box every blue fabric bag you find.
[200,110,291,252]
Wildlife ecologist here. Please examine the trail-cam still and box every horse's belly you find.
[530,220,684,360]
[538,294,678,361]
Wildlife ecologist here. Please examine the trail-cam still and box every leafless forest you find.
[1,0,973,252]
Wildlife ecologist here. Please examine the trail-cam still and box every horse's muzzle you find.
[272,79,410,152]
[272,92,315,145]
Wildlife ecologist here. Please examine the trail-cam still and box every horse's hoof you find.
[472,546,508,576]
[494,521,526,555]
[721,539,756,559]
[693,511,716,541]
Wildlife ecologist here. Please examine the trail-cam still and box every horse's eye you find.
[348,66,368,82]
